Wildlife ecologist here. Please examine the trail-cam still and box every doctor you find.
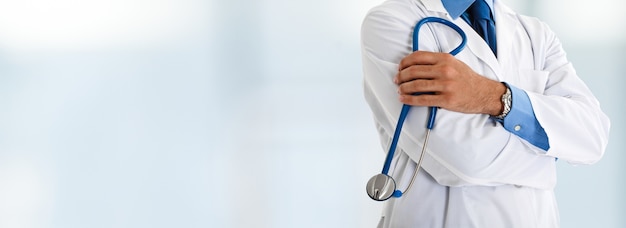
[361,0,610,227]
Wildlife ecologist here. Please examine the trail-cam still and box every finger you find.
[395,65,436,84]
[398,51,450,71]
[397,79,442,95]
[398,94,440,107]
[398,51,437,71]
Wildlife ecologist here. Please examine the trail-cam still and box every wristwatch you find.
[494,84,511,120]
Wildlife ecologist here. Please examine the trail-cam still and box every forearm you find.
[363,49,556,188]
[361,9,557,188]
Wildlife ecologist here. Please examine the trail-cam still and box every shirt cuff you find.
[499,85,550,151]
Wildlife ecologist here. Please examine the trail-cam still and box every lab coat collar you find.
[420,0,448,15]
[426,0,496,19]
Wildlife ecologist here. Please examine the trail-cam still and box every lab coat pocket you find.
[517,69,549,94]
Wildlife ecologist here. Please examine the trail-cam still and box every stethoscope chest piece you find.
[366,173,398,201]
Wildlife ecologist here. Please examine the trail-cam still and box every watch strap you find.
[494,83,511,120]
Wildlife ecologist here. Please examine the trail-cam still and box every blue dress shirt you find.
[440,0,550,151]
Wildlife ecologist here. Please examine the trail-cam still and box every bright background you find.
[0,0,623,227]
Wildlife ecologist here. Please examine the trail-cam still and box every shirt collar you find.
[441,0,495,19]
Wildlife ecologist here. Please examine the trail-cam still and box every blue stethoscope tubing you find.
[378,17,467,198]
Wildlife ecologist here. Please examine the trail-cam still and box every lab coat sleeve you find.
[362,8,558,189]
[518,17,610,165]
[361,7,418,141]
[501,85,550,151]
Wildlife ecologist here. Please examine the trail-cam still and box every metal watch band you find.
[494,85,511,120]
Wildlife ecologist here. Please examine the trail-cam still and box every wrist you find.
[493,82,512,119]
[484,81,507,116]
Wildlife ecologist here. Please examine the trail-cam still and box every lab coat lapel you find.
[493,1,519,79]
[452,17,502,80]
[420,0,502,81]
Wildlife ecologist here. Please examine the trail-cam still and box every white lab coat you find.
[361,0,610,227]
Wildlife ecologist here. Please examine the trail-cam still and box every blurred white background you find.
[0,0,623,227]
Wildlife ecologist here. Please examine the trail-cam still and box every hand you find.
[394,51,505,116]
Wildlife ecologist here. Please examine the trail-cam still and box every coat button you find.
[514,125,521,131]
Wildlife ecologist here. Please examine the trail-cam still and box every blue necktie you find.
[462,0,497,56]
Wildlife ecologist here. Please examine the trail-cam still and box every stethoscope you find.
[366,17,467,201]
